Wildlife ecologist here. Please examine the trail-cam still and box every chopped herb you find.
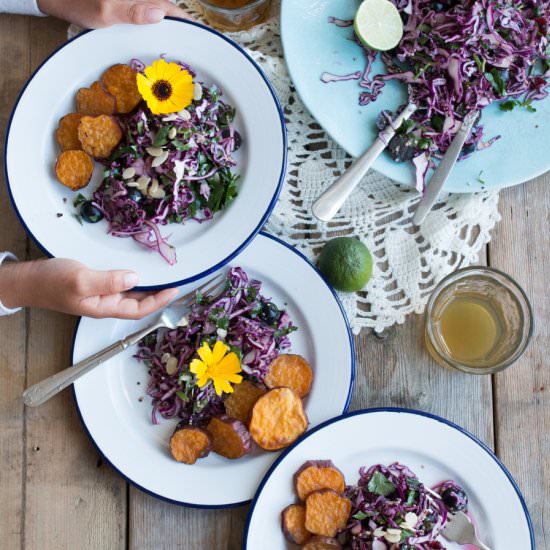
[152,126,170,147]
[352,511,369,520]
[367,471,396,496]
[73,213,83,226]
[73,193,87,208]
[477,170,486,184]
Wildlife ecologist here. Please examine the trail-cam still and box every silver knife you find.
[312,102,417,222]
[412,111,479,226]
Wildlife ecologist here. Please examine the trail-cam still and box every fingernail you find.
[145,7,165,23]
[124,272,139,288]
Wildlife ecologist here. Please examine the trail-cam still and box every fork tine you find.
[174,273,226,308]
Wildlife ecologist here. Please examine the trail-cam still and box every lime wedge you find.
[354,0,404,51]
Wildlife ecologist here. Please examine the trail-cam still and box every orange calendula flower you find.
[190,340,243,396]
[136,58,194,115]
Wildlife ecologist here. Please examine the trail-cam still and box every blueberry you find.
[441,486,468,512]
[221,128,242,151]
[80,201,104,223]
[127,189,143,203]
[259,302,280,325]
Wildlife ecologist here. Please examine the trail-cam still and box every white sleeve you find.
[0,0,46,16]
[0,252,23,316]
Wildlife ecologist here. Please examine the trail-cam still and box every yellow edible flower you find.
[190,340,243,396]
[136,58,194,115]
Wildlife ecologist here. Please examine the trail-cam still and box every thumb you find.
[80,269,140,296]
[116,1,191,25]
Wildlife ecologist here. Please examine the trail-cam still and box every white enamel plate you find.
[5,18,286,289]
[245,408,534,549]
[71,233,354,507]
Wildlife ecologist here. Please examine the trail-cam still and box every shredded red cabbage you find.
[86,59,240,264]
[340,462,468,549]
[323,1,550,191]
[135,267,297,426]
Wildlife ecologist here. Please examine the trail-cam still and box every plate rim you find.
[279,1,550,194]
[70,231,356,509]
[243,406,536,549]
[3,17,287,291]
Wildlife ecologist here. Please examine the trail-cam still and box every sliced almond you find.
[193,82,203,101]
[151,150,169,168]
[161,352,171,364]
[165,356,178,375]
[168,127,177,140]
[126,180,139,188]
[122,167,136,180]
[146,146,164,157]
[178,109,191,121]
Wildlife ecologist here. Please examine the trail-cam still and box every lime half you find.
[354,0,404,51]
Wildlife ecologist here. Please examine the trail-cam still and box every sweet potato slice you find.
[223,380,265,424]
[55,113,83,151]
[294,460,346,501]
[249,387,308,451]
[265,354,313,398]
[302,536,343,550]
[304,490,352,538]
[281,504,311,545]
[101,64,141,114]
[76,81,116,116]
[169,425,212,465]
[206,415,251,459]
[78,115,122,159]
[55,150,94,190]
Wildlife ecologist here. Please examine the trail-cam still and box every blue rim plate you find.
[244,407,535,548]
[71,232,355,508]
[5,17,286,290]
[281,0,550,193]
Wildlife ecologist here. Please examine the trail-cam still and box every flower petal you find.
[212,377,233,396]
[211,340,229,364]
[217,352,241,374]
[189,358,206,375]
[197,341,213,364]
[225,373,243,384]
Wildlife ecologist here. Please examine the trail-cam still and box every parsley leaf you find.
[367,471,396,496]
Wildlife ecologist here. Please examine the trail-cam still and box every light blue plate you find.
[281,0,550,193]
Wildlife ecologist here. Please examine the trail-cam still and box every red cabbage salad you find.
[135,267,297,426]
[75,58,241,264]
[341,462,469,549]
[323,1,550,191]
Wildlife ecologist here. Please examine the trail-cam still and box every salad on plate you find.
[54,57,241,264]
[323,0,550,191]
[135,267,314,465]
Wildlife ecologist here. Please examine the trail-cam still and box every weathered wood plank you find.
[129,491,247,550]
[22,17,127,550]
[0,14,31,550]
[489,172,550,550]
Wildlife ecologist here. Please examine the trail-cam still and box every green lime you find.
[317,237,373,292]
[354,0,404,52]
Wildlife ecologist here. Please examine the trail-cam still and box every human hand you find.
[0,258,178,319]
[37,0,192,28]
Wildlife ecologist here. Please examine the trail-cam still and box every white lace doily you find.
[69,3,501,334]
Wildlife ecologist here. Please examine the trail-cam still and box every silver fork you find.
[441,511,491,550]
[22,273,226,408]
[425,488,491,550]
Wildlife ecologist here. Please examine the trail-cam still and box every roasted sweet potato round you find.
[302,536,343,550]
[55,150,94,190]
[294,460,346,501]
[206,415,251,459]
[55,113,83,151]
[265,354,313,398]
[169,425,212,465]
[249,387,308,451]
[76,81,116,116]
[101,64,141,114]
[281,504,311,545]
[78,115,122,159]
[223,380,265,425]
[304,490,352,538]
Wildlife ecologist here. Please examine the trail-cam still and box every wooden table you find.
[0,14,548,550]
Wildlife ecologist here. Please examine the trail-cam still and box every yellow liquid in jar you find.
[436,297,501,362]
